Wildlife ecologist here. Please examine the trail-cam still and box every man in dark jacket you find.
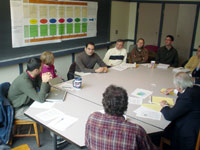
[160,72,200,150]
[156,35,179,67]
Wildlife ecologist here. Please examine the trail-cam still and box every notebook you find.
[46,87,67,102]
[49,77,63,86]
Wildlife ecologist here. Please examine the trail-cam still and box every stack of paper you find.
[157,63,170,69]
[48,115,78,131]
[142,103,162,112]
[128,96,143,105]
[36,108,78,131]
[134,106,161,120]
[36,108,65,122]
[30,101,55,109]
[172,67,190,73]
[111,63,136,71]
[131,88,152,99]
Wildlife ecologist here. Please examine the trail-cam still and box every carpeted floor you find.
[10,126,88,150]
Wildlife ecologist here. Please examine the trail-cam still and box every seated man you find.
[185,45,200,72]
[160,72,200,150]
[8,58,51,120]
[75,42,108,73]
[85,85,157,150]
[103,39,127,67]
[156,35,179,67]
[129,38,148,64]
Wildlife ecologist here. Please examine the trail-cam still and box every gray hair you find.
[173,72,193,90]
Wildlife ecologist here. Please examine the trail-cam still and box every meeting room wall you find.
[0,65,20,83]
[194,10,200,50]
[110,1,137,51]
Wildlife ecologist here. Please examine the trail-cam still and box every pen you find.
[56,117,64,124]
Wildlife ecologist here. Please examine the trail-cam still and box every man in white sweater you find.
[103,39,127,67]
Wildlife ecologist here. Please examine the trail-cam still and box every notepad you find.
[49,77,63,86]
[46,87,67,102]
[142,104,162,112]
[131,88,152,99]
[152,96,174,106]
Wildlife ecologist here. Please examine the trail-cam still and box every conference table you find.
[25,64,177,149]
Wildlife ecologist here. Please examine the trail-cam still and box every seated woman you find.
[184,45,200,72]
[129,38,148,64]
[192,62,200,84]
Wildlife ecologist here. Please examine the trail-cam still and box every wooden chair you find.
[160,130,200,150]
[10,144,31,150]
[11,120,43,147]
[159,137,171,150]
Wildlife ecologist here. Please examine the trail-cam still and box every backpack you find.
[0,82,14,144]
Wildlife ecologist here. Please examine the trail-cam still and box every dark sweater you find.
[8,72,50,111]
[161,85,200,150]
[75,51,106,73]
[155,46,179,67]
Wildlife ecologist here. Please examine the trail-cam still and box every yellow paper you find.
[160,88,176,96]
[152,96,174,106]
[142,104,162,112]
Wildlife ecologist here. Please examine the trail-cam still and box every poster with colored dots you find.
[10,0,97,48]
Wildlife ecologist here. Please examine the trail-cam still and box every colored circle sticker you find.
[40,19,48,24]
[59,18,65,23]
[82,18,87,22]
[67,18,73,23]
[50,18,57,24]
[75,18,80,22]
[30,19,38,24]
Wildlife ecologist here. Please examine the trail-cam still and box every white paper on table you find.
[75,72,91,77]
[48,115,78,131]
[111,65,128,71]
[36,108,64,122]
[131,88,152,99]
[134,106,161,120]
[30,101,55,109]
[172,67,190,73]
[55,82,75,91]
[128,96,143,105]
[140,63,150,67]
[111,63,136,71]
[157,63,169,69]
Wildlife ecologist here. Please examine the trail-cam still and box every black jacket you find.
[161,85,200,150]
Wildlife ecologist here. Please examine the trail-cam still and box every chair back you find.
[0,82,14,144]
[196,130,200,150]
[67,62,76,80]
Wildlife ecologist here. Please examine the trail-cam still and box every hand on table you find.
[95,67,104,73]
[103,67,108,73]
[160,100,168,108]
[165,88,174,95]
[42,72,52,83]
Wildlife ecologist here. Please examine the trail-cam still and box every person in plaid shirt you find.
[85,85,157,150]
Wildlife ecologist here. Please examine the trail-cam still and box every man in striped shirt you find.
[85,85,157,150]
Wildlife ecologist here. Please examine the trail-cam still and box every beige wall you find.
[194,10,200,49]
[175,4,196,64]
[110,1,130,42]
[110,1,137,50]
[161,4,179,46]
[0,65,19,83]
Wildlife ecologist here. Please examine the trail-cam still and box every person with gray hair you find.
[159,72,200,150]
